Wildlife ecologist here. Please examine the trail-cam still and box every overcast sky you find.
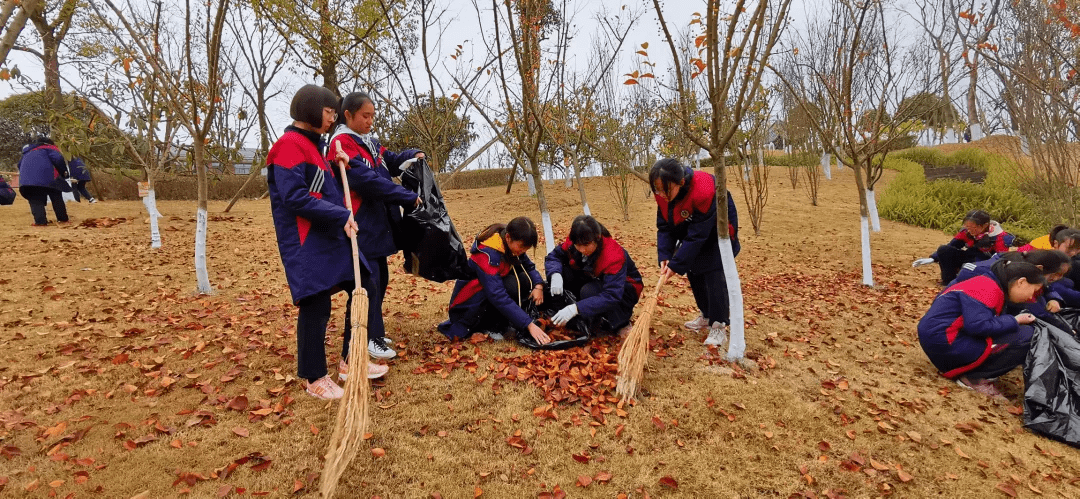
[1,0,918,157]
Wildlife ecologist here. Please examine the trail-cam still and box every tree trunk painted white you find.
[564,165,573,187]
[527,174,536,195]
[860,215,874,287]
[720,237,746,361]
[571,154,590,216]
[821,152,832,180]
[194,207,211,294]
[540,210,555,254]
[970,123,983,141]
[143,189,162,248]
[945,128,956,143]
[866,188,880,232]
[1020,135,1031,156]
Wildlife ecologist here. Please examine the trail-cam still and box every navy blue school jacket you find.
[1051,278,1080,308]
[545,235,643,318]
[918,274,1019,379]
[439,232,544,338]
[267,126,361,305]
[950,254,1062,313]
[68,158,92,182]
[18,142,68,189]
[654,167,739,275]
[328,126,420,258]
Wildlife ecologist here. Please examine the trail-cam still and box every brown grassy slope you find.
[1,165,1079,499]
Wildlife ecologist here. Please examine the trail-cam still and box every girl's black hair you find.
[289,84,339,129]
[1021,249,1072,275]
[1050,227,1080,252]
[568,215,611,246]
[962,209,991,226]
[477,216,538,250]
[336,92,376,129]
[992,259,1047,290]
[648,158,690,194]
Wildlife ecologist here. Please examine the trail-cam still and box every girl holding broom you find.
[438,216,552,345]
[649,158,739,347]
[545,215,643,335]
[328,91,423,361]
[267,84,388,400]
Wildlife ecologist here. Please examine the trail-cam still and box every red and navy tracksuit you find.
[17,141,69,225]
[931,229,1009,284]
[327,125,420,343]
[949,255,1066,327]
[268,126,363,382]
[545,235,644,332]
[655,167,739,325]
[67,158,94,202]
[918,273,1032,380]
[438,233,544,339]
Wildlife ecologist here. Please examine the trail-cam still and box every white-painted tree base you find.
[866,189,880,232]
[821,153,832,180]
[582,202,591,216]
[527,175,536,196]
[195,207,212,294]
[860,215,874,287]
[143,189,162,248]
[541,210,555,254]
[720,237,746,361]
[970,123,983,141]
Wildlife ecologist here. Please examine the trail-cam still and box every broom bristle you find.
[320,288,370,498]
[616,273,666,402]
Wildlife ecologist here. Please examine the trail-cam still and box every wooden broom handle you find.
[652,262,670,297]
[334,143,364,286]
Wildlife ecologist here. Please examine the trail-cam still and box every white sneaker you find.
[704,322,727,346]
[368,338,397,359]
[88,198,98,204]
[684,314,709,331]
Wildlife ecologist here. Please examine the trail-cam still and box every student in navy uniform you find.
[267,84,388,400]
[67,157,96,203]
[17,136,69,226]
[545,215,643,335]
[918,259,1045,398]
[439,216,551,345]
[949,249,1071,328]
[649,158,739,347]
[327,91,423,361]
[913,210,1010,285]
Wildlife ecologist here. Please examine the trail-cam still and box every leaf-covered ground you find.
[2,160,1079,498]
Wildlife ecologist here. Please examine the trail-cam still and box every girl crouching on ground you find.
[918,260,1045,398]
[267,84,387,400]
[913,210,1010,285]
[438,217,551,345]
[545,215,643,335]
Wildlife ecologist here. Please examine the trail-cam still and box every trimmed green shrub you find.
[437,168,513,190]
[878,148,1050,244]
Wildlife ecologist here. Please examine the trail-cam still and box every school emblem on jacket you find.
[680,209,689,219]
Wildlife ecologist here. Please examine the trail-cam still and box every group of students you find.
[9,135,96,226]
[268,84,741,400]
[915,211,1080,398]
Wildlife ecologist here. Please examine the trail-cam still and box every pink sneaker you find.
[338,360,389,381]
[956,376,1005,399]
[305,376,344,399]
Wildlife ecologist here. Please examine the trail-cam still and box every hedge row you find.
[436,168,513,190]
[878,148,1050,244]
[90,170,268,201]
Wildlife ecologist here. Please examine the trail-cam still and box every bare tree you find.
[96,0,231,294]
[652,0,793,361]
[904,0,962,143]
[953,0,1003,141]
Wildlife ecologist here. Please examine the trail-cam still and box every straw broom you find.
[616,263,669,402]
[320,143,371,498]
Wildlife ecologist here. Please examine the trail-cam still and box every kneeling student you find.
[545,215,643,335]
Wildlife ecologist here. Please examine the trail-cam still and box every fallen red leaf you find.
[659,476,678,489]
[232,427,249,438]
[576,475,592,487]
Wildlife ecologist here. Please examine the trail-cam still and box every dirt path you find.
[1,164,1076,498]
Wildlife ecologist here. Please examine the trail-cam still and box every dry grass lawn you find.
[2,156,1080,498]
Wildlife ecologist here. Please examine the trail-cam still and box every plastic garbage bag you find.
[518,288,592,350]
[398,158,469,282]
[1057,308,1080,335]
[1022,318,1080,447]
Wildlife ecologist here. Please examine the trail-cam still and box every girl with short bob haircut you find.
[918,259,1046,398]
[439,216,552,345]
[544,215,643,334]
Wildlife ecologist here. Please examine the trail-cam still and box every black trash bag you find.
[0,175,14,206]
[1022,319,1080,447]
[1057,308,1080,335]
[398,158,470,282]
[517,288,592,350]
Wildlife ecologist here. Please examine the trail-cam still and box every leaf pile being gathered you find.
[492,339,626,418]
[77,217,130,228]
[534,316,581,341]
